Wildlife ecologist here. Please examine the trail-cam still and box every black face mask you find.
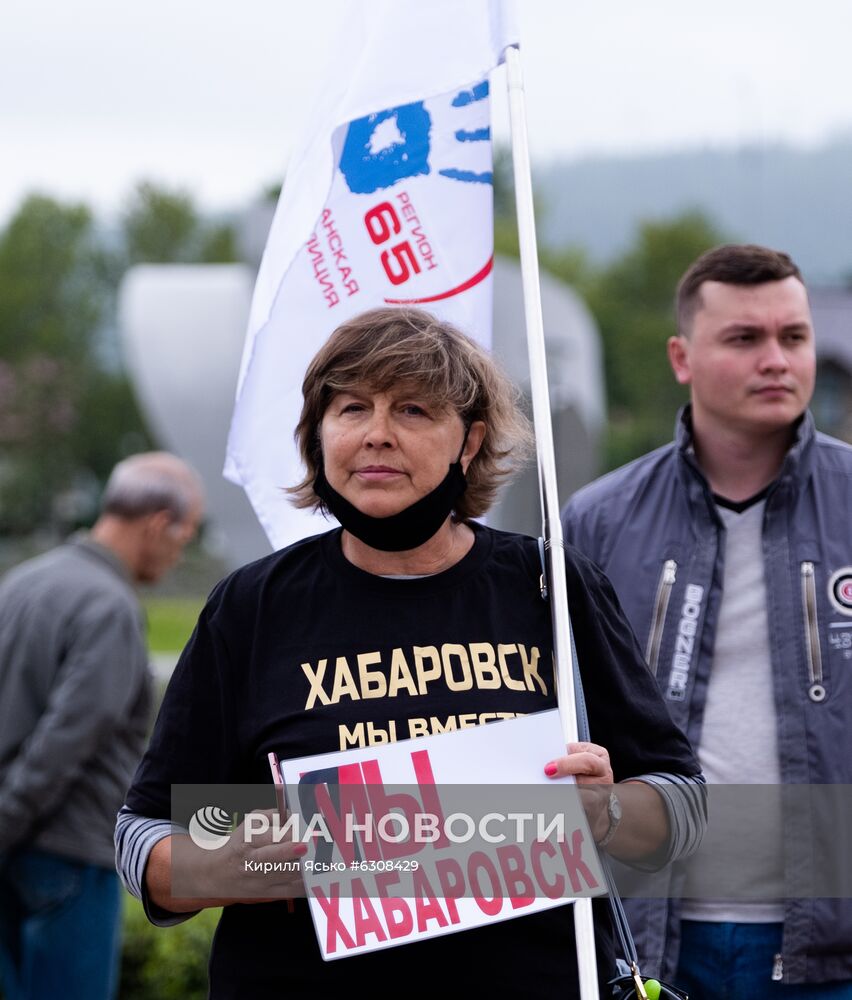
[313,435,470,553]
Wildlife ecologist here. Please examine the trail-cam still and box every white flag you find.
[225,0,519,550]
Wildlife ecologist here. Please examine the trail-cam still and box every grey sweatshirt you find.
[0,536,152,868]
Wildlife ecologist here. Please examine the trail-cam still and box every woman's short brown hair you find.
[288,307,532,520]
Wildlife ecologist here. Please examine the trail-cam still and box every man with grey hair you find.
[0,452,204,1000]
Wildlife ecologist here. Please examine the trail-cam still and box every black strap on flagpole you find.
[537,540,690,1000]
[537,537,635,965]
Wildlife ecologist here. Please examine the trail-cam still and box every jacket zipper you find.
[801,561,825,702]
[646,559,677,675]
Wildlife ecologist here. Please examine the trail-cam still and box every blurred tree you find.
[262,181,283,204]
[0,195,132,532]
[473,152,725,471]
[121,896,218,999]
[0,195,103,363]
[539,245,595,298]
[123,182,238,264]
[492,145,519,258]
[586,211,727,468]
[199,223,239,264]
[0,183,243,537]
[124,183,197,264]
[492,145,592,291]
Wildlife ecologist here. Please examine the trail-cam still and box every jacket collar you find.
[68,532,134,586]
[674,403,816,499]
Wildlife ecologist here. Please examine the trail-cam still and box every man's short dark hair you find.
[676,244,803,336]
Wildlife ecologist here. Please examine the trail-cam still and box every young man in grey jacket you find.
[0,452,204,1000]
[562,244,852,999]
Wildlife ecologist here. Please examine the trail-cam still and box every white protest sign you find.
[276,709,606,960]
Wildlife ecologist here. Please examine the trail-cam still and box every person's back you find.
[0,451,204,1000]
[0,538,150,867]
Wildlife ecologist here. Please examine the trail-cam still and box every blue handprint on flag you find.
[438,80,492,185]
[338,79,492,195]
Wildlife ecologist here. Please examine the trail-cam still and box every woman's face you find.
[319,386,485,519]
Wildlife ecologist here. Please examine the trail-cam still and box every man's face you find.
[668,277,816,438]
[135,498,203,584]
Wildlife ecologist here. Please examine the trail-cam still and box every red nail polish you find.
[293,843,308,856]
[544,762,558,776]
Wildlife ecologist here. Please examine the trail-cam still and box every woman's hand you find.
[543,742,670,862]
[543,741,615,844]
[146,809,307,913]
[544,741,614,783]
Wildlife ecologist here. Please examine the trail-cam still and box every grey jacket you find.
[0,537,152,868]
[562,408,852,985]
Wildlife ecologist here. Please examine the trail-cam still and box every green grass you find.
[142,597,205,653]
[121,894,220,999]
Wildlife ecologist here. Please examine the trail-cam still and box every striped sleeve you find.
[115,805,197,927]
[623,771,707,871]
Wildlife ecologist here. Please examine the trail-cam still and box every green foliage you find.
[585,211,727,467]
[143,596,205,652]
[540,245,595,299]
[120,895,219,1000]
[0,195,136,532]
[123,183,200,264]
[199,223,239,264]
[492,156,715,469]
[493,146,519,259]
[123,182,238,265]
[0,195,105,363]
[492,146,515,222]
[0,365,148,532]
[493,145,583,270]
[71,369,153,480]
[0,179,245,535]
[494,215,520,259]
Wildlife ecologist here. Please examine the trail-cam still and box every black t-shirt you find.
[128,524,698,997]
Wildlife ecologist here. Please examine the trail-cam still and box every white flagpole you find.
[504,43,601,1000]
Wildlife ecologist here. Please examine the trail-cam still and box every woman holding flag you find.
[117,306,704,997]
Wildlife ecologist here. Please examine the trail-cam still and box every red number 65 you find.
[364,202,421,286]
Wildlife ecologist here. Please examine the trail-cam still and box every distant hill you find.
[534,134,852,284]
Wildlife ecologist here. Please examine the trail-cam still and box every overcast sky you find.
[3,0,851,224]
